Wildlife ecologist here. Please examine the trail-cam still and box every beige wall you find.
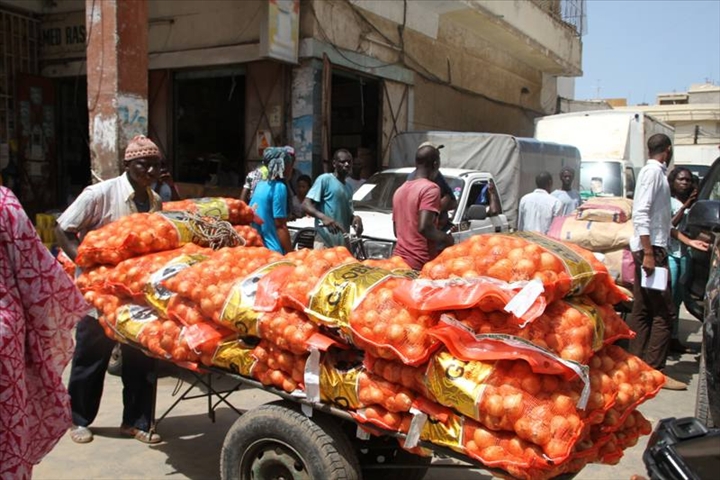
[311,0,544,137]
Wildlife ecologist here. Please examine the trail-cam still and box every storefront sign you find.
[259,0,300,64]
[40,11,86,60]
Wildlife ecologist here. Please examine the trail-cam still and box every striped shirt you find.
[57,172,162,239]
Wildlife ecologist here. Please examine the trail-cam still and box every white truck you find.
[290,132,581,259]
[674,144,720,181]
[534,110,675,199]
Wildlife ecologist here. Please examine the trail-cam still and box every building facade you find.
[0,0,584,216]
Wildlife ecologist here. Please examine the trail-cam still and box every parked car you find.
[686,156,720,428]
[684,157,720,321]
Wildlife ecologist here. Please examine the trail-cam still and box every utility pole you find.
[694,125,699,144]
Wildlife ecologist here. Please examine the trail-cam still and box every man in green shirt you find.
[303,149,363,248]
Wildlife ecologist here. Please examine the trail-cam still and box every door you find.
[16,74,55,218]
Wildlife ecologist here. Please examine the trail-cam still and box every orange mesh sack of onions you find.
[76,265,113,293]
[317,355,417,414]
[99,243,211,301]
[76,211,244,267]
[420,231,629,306]
[232,225,264,247]
[392,275,548,327]
[361,255,413,273]
[272,262,442,365]
[587,345,665,433]
[163,246,283,326]
[255,247,357,313]
[416,412,552,477]
[440,296,634,365]
[253,256,435,363]
[251,340,307,393]
[256,308,331,356]
[421,351,587,462]
[163,197,261,225]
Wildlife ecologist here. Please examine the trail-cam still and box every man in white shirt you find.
[627,133,708,391]
[551,166,582,216]
[55,135,164,444]
[517,172,563,234]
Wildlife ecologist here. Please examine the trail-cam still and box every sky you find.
[575,0,720,105]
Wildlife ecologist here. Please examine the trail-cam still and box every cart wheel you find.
[107,344,122,377]
[358,438,432,480]
[220,401,360,480]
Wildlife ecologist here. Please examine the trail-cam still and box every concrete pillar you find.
[291,58,323,178]
[86,0,148,182]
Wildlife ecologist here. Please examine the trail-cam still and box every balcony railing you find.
[532,0,587,36]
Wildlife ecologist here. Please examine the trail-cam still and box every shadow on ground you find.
[150,409,239,480]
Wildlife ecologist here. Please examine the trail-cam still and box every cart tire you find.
[107,344,122,377]
[358,440,432,480]
[220,401,360,480]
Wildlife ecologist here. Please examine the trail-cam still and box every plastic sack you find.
[392,276,547,325]
[547,215,634,252]
[601,248,636,288]
[420,232,629,306]
[163,197,260,225]
[210,338,258,377]
[576,197,633,223]
[446,296,634,365]
[429,316,591,396]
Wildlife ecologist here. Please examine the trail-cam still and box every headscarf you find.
[264,146,295,180]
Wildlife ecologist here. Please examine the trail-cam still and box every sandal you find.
[69,425,94,444]
[119,425,162,444]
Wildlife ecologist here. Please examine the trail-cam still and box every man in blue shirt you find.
[250,147,294,253]
[303,149,363,248]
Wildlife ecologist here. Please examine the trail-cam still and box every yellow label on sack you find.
[510,231,595,295]
[193,198,230,221]
[420,413,465,453]
[424,351,494,421]
[219,261,295,336]
[156,211,196,244]
[307,263,395,335]
[319,361,362,410]
[144,254,208,313]
[563,298,606,352]
[211,339,256,376]
[115,304,160,342]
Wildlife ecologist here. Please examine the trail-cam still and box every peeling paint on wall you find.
[292,115,313,171]
[117,93,148,150]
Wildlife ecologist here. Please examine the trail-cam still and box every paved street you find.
[34,312,703,480]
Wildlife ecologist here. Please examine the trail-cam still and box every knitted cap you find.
[124,135,161,161]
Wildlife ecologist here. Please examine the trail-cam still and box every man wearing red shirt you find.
[392,143,454,270]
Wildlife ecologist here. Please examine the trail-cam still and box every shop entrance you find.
[55,76,90,207]
[173,69,245,186]
[330,71,381,179]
